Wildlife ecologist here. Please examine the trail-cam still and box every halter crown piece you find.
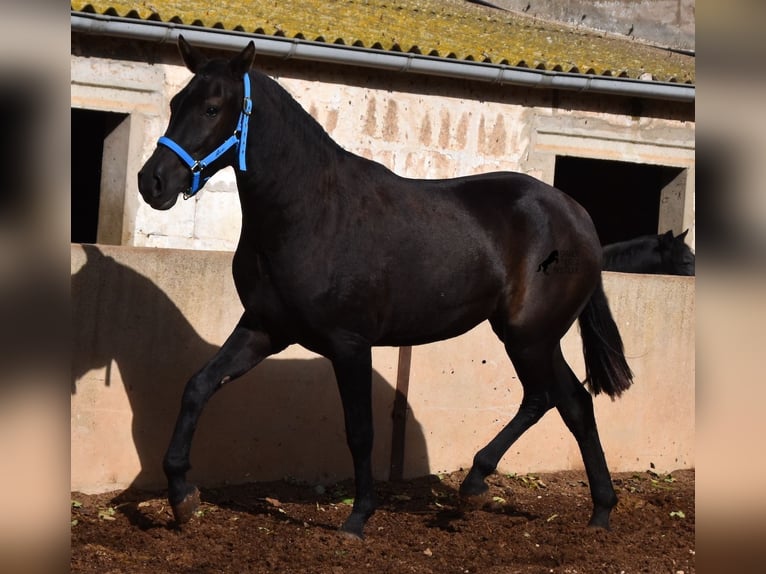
[157,73,252,199]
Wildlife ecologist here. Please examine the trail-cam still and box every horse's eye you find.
[205,106,219,117]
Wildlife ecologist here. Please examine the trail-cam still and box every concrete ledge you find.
[71,244,694,494]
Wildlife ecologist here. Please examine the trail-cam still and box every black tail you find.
[577,279,633,399]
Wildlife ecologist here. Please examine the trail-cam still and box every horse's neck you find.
[603,237,662,272]
[236,75,350,244]
[249,75,345,188]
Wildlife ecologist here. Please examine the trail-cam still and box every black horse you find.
[603,229,695,275]
[138,37,633,539]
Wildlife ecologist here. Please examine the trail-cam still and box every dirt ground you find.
[71,468,694,573]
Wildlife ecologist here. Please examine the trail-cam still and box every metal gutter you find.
[71,12,695,103]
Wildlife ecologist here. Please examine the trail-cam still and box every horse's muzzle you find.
[137,167,180,210]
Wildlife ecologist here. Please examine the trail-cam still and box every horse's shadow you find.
[104,463,536,534]
[71,245,432,525]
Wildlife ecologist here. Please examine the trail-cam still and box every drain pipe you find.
[71,12,694,103]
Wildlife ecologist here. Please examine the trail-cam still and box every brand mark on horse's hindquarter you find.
[537,250,559,275]
[537,249,580,275]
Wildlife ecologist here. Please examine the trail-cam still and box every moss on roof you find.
[71,0,694,83]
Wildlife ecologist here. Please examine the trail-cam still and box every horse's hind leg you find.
[163,315,285,524]
[460,343,555,498]
[460,340,619,529]
[551,346,618,529]
[330,343,377,539]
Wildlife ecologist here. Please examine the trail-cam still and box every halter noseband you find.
[157,73,252,199]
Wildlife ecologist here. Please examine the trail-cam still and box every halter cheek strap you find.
[157,73,252,199]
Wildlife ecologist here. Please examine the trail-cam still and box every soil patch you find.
[72,468,695,573]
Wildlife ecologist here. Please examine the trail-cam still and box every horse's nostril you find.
[143,172,164,198]
[139,168,165,199]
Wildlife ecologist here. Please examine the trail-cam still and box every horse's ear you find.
[178,35,207,73]
[229,41,255,76]
[657,230,673,250]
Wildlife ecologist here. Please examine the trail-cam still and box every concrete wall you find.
[71,244,694,494]
[493,1,695,51]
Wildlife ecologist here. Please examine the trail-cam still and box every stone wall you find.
[70,53,695,251]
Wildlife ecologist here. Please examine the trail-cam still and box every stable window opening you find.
[71,108,130,244]
[553,156,687,246]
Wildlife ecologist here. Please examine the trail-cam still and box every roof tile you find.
[71,0,694,83]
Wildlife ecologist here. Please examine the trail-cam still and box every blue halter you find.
[157,73,252,199]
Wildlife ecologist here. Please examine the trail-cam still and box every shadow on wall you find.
[71,245,429,491]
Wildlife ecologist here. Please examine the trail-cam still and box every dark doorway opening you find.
[71,108,128,244]
[554,156,684,245]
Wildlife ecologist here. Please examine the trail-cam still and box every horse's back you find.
[347,168,601,284]
[444,171,602,265]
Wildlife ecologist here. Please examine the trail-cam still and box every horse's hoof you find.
[458,478,490,510]
[458,489,492,511]
[338,527,364,541]
[587,519,611,531]
[339,516,366,540]
[587,511,612,531]
[459,469,489,495]
[171,486,201,524]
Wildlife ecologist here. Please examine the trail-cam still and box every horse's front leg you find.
[331,344,377,538]
[163,316,286,524]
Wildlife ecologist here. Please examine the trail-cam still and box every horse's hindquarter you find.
[445,173,602,339]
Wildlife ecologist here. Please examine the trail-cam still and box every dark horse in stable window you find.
[602,229,695,276]
[138,38,633,539]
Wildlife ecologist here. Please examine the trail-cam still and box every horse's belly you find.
[375,292,496,347]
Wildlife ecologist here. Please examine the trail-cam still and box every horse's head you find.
[659,229,695,276]
[138,36,255,210]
